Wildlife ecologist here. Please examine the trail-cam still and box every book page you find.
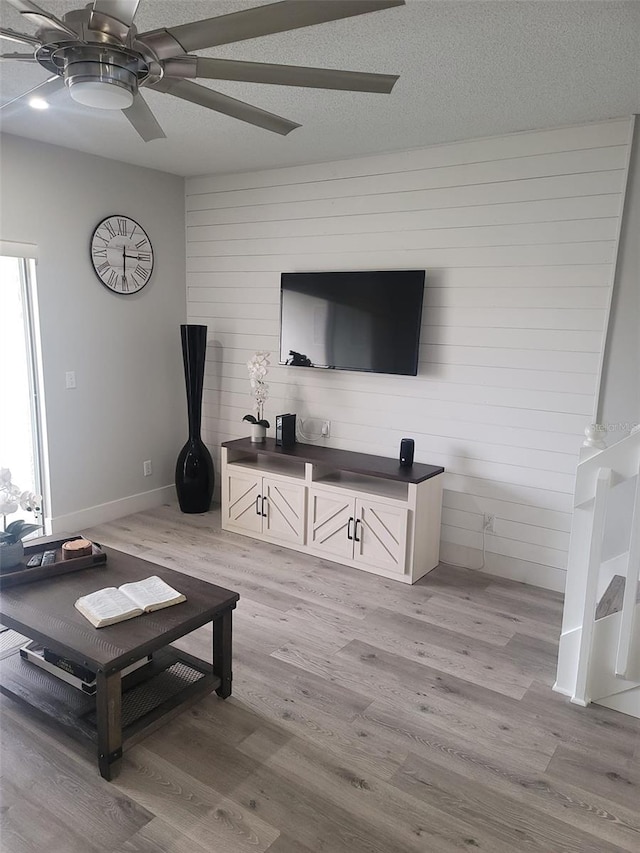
[118,576,186,613]
[74,587,143,628]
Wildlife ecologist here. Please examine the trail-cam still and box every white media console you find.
[221,438,444,584]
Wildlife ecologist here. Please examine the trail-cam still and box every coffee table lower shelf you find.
[0,646,218,754]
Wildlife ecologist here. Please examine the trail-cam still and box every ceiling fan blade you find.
[0,74,63,110]
[122,91,166,142]
[4,0,77,38]
[181,57,399,94]
[0,27,41,46]
[152,78,300,135]
[0,52,37,61]
[89,0,140,39]
[140,0,405,57]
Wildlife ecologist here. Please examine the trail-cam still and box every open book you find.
[75,576,186,628]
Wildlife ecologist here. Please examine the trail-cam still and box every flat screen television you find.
[279,270,425,376]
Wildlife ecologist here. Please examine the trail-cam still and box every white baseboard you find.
[46,485,176,535]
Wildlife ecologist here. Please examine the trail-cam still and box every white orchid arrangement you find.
[0,468,42,545]
[243,351,271,428]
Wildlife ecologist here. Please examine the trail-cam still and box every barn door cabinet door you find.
[355,498,408,574]
[223,468,262,535]
[262,478,306,545]
[307,490,354,561]
[223,469,305,545]
[308,488,408,574]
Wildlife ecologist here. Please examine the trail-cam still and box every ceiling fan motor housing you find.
[61,45,145,108]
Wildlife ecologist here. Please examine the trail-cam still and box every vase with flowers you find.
[243,352,271,443]
[0,469,42,571]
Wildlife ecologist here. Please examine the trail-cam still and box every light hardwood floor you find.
[1,504,639,852]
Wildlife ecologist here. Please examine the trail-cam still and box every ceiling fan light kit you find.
[62,46,141,109]
[1,0,404,140]
[69,78,133,109]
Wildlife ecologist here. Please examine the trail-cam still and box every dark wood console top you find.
[222,438,444,484]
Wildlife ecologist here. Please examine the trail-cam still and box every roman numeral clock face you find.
[90,215,154,295]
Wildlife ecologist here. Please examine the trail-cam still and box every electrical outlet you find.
[65,371,76,389]
[143,460,152,477]
[321,420,331,437]
[483,513,495,533]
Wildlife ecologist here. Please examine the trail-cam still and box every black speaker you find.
[399,438,414,467]
[276,413,296,447]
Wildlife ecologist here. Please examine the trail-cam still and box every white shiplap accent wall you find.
[185,119,632,592]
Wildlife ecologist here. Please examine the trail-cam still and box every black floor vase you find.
[175,324,214,513]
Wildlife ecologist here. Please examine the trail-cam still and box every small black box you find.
[276,413,296,447]
[399,437,414,467]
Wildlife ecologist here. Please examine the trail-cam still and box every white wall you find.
[599,116,639,561]
[599,117,639,432]
[0,134,187,532]
[185,118,632,592]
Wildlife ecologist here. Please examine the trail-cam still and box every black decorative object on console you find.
[399,438,414,467]
[175,324,214,513]
[276,413,296,447]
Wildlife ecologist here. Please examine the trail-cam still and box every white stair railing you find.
[555,428,640,706]
[616,460,640,678]
[573,467,611,705]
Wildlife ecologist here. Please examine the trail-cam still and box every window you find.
[0,253,46,530]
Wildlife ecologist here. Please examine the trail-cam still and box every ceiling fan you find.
[0,0,404,140]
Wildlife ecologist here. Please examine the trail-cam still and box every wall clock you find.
[90,215,154,294]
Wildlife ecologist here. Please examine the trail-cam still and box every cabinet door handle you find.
[347,516,354,540]
[261,496,267,517]
[255,495,262,515]
[354,518,361,543]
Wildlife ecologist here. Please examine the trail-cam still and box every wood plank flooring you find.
[1,504,638,852]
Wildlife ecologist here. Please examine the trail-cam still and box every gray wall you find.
[0,134,187,531]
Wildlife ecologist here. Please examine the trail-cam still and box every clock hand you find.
[122,246,126,276]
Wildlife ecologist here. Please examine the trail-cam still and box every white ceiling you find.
[0,0,638,177]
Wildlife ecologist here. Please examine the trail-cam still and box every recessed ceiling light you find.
[28,97,49,110]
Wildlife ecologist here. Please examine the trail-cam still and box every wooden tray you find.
[0,537,107,589]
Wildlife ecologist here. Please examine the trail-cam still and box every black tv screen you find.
[279,270,425,376]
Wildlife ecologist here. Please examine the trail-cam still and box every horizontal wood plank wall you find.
[185,119,632,592]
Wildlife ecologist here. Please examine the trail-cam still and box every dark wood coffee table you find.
[0,547,239,780]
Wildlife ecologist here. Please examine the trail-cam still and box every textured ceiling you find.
[0,0,638,176]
